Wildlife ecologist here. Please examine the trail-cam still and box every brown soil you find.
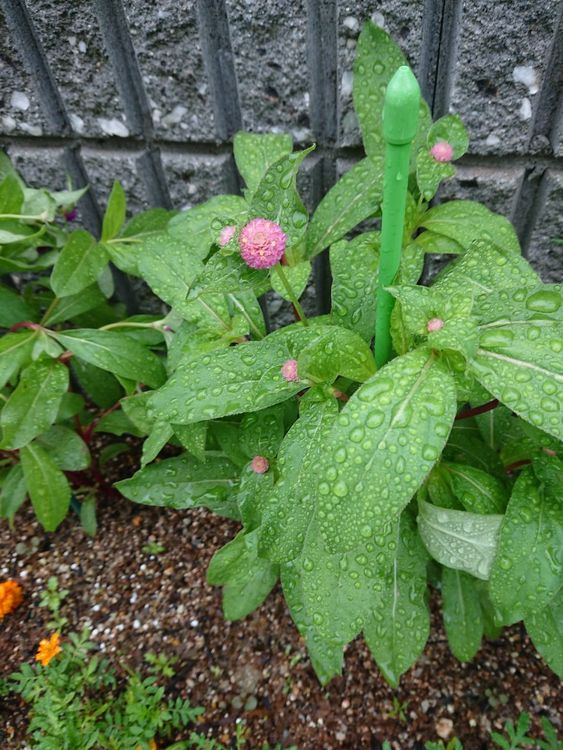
[0,465,560,750]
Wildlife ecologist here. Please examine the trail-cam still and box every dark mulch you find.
[0,454,560,749]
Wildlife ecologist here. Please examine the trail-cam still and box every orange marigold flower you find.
[0,580,23,619]
[135,741,157,750]
[36,632,62,667]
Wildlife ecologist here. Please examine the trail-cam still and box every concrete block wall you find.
[1,0,561,315]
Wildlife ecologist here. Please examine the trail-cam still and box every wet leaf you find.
[416,115,468,201]
[0,331,36,389]
[444,463,508,514]
[233,131,293,198]
[35,425,90,471]
[330,232,379,341]
[0,464,27,522]
[489,459,563,624]
[309,349,457,553]
[524,595,563,678]
[417,501,502,580]
[20,442,70,532]
[101,180,126,242]
[53,329,166,389]
[364,513,430,687]
[306,158,383,258]
[0,357,68,450]
[50,230,108,297]
[441,567,483,661]
[115,453,239,519]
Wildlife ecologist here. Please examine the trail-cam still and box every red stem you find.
[504,458,532,474]
[7,321,43,333]
[455,398,499,421]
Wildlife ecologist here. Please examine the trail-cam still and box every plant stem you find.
[374,66,420,368]
[274,264,309,326]
[40,297,60,325]
[0,213,46,221]
[99,320,165,332]
[455,399,499,421]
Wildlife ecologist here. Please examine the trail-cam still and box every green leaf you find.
[101,181,126,242]
[271,260,311,301]
[20,443,71,531]
[297,326,376,383]
[239,405,285,460]
[137,231,204,316]
[444,427,505,476]
[50,230,108,297]
[259,397,339,562]
[211,421,251,468]
[416,115,468,201]
[441,567,483,661]
[233,131,293,198]
[524,595,563,678]
[172,422,207,462]
[0,173,24,213]
[35,425,90,471]
[208,531,279,621]
[43,285,106,325]
[56,392,85,422]
[120,391,154,434]
[236,462,275,531]
[250,147,314,250]
[53,329,166,389]
[148,325,324,424]
[470,320,563,441]
[0,464,27,522]
[49,185,89,208]
[364,513,430,687]
[0,283,36,327]
[140,421,173,467]
[309,349,456,553]
[330,232,379,341]
[352,21,430,162]
[476,284,563,326]
[0,331,36,389]
[489,461,563,624]
[121,206,173,238]
[417,500,502,580]
[115,453,239,518]
[419,202,520,255]
[79,495,97,537]
[0,357,69,450]
[167,195,248,261]
[189,253,268,299]
[306,158,383,258]
[94,409,145,437]
[71,359,123,409]
[444,463,508,514]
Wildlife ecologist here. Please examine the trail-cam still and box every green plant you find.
[38,575,69,630]
[1,19,560,687]
[0,160,178,533]
[421,713,561,750]
[388,696,409,723]
[109,20,562,686]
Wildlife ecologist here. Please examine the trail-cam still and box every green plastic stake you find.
[374,65,420,368]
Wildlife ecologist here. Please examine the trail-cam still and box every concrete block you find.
[338,1,424,148]
[161,152,238,209]
[527,170,563,283]
[0,15,52,137]
[226,0,312,142]
[5,145,68,189]
[25,0,127,139]
[122,0,216,142]
[437,164,524,219]
[81,148,150,216]
[450,1,559,155]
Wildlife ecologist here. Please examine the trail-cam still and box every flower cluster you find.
[0,580,23,619]
[238,218,287,269]
[430,141,454,162]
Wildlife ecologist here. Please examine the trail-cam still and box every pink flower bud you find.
[239,218,287,269]
[430,141,454,162]
[219,224,236,247]
[281,358,299,382]
[251,455,269,474]
[427,317,445,332]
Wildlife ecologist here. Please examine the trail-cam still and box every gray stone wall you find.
[1,0,562,312]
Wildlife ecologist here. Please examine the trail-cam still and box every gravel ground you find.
[0,470,560,749]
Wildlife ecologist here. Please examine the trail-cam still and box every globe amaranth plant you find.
[0,156,176,533]
[2,20,561,686]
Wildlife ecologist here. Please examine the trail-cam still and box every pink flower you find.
[281,359,299,382]
[219,225,236,247]
[251,455,269,474]
[427,317,445,332]
[430,141,454,162]
[239,218,286,269]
